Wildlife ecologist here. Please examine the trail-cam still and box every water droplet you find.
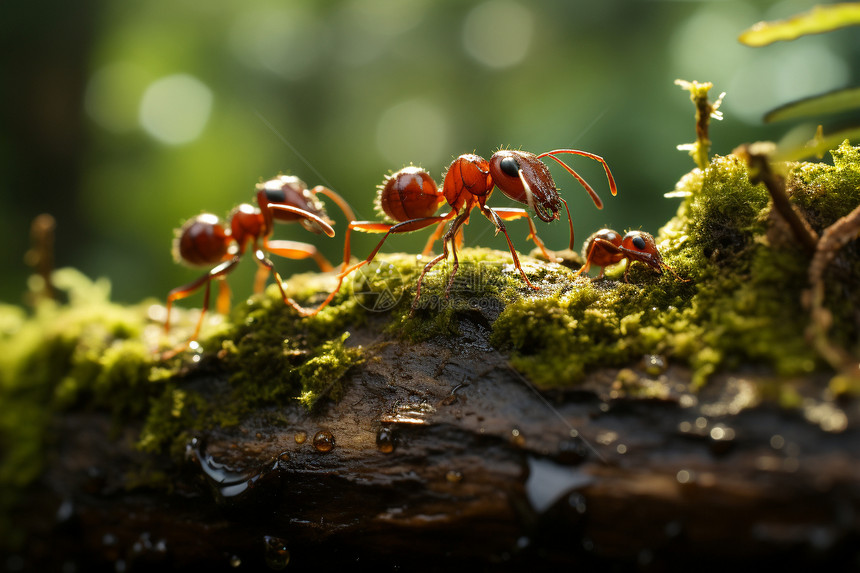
[567,492,587,514]
[230,555,242,568]
[446,470,463,483]
[55,499,74,523]
[770,434,785,449]
[642,354,667,376]
[510,428,525,447]
[676,469,692,484]
[191,438,280,499]
[312,430,335,453]
[262,536,290,570]
[294,431,307,444]
[376,426,395,453]
[709,425,735,441]
[616,443,627,454]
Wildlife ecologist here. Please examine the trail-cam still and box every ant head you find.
[172,213,233,267]
[376,166,444,221]
[257,175,331,233]
[621,230,663,271]
[489,150,561,222]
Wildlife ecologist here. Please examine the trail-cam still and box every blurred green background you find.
[1,0,856,306]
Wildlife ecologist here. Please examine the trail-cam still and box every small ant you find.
[308,148,616,315]
[162,176,354,357]
[576,228,682,281]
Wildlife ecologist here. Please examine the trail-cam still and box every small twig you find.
[734,143,819,255]
[804,204,860,372]
[24,213,57,302]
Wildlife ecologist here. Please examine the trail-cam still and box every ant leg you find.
[302,215,456,318]
[215,279,232,315]
[265,238,334,272]
[491,207,559,262]
[311,185,357,223]
[576,237,622,279]
[252,248,311,315]
[480,206,538,290]
[341,214,454,278]
[163,257,240,358]
[422,220,448,257]
[253,238,335,297]
[444,235,462,298]
[299,221,402,319]
[412,211,469,311]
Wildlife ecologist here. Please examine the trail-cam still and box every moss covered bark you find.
[1,143,859,558]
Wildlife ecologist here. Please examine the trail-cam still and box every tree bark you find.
[10,310,860,572]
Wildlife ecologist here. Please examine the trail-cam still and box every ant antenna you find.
[537,149,619,209]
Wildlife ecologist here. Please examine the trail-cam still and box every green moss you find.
[0,266,368,536]
[492,145,860,389]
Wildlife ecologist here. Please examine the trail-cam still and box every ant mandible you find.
[308,148,617,315]
[576,228,683,281]
[162,175,353,358]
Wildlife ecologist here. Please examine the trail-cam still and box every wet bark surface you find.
[10,312,860,572]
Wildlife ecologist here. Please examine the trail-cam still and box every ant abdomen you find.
[377,166,444,221]
[173,214,231,267]
[581,228,625,271]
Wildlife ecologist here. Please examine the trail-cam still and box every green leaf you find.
[739,3,860,47]
[765,86,860,123]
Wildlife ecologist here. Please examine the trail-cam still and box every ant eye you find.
[264,188,286,203]
[499,156,520,177]
[632,235,647,250]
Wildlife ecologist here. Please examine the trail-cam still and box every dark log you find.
[9,309,860,572]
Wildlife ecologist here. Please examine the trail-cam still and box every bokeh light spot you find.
[138,74,213,145]
[462,0,534,69]
[229,7,322,80]
[376,99,449,168]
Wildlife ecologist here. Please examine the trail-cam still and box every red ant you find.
[162,175,354,357]
[307,148,616,315]
[576,228,683,281]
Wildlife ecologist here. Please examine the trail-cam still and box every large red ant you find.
[307,148,617,315]
[577,228,684,281]
[162,176,354,357]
